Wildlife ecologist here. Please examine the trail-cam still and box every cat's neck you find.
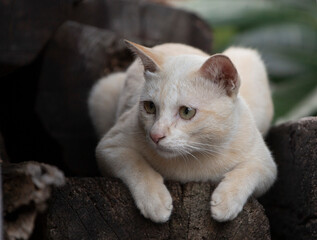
[227,96,262,154]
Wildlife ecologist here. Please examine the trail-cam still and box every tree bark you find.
[47,178,271,240]
[261,116,317,240]
[2,162,65,240]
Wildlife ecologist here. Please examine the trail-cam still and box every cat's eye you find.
[144,101,156,114]
[179,106,196,120]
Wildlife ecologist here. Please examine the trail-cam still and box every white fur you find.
[88,72,126,137]
[89,43,277,223]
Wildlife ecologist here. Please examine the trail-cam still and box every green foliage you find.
[173,0,317,123]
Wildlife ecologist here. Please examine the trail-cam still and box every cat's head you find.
[126,40,240,159]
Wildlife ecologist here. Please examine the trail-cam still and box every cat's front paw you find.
[134,182,173,223]
[210,184,247,222]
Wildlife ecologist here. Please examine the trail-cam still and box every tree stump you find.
[47,178,271,240]
[261,117,317,240]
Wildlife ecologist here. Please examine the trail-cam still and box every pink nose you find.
[150,133,165,144]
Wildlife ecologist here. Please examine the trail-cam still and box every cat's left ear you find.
[124,40,163,73]
[199,54,240,97]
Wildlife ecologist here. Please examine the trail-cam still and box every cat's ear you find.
[199,54,240,96]
[124,40,163,73]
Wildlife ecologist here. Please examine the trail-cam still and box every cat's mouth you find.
[147,136,181,158]
[155,145,181,158]
[157,145,174,153]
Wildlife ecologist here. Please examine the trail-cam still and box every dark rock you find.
[47,178,271,240]
[262,117,317,240]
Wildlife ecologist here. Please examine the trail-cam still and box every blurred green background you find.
[173,0,317,124]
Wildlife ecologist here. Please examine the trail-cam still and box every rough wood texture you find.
[0,0,212,76]
[2,162,65,240]
[262,117,317,240]
[47,178,271,240]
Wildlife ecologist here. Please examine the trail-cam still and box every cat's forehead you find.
[163,55,206,76]
[141,54,225,106]
[158,55,207,90]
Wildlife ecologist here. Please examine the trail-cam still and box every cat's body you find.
[88,42,277,222]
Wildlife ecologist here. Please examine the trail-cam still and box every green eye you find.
[144,101,156,114]
[179,106,196,120]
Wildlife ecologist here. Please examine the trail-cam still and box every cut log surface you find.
[262,117,317,240]
[47,178,271,240]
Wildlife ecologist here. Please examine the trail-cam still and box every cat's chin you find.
[155,145,181,159]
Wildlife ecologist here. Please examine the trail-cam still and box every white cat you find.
[88,40,277,223]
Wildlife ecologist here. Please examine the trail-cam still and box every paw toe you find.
[211,200,243,222]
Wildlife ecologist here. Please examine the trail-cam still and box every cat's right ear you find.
[198,54,240,97]
[124,40,163,73]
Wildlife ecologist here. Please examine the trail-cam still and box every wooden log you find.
[0,0,212,76]
[35,21,132,176]
[262,117,317,240]
[2,162,65,240]
[47,178,271,240]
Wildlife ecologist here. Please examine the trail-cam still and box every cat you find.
[88,40,277,223]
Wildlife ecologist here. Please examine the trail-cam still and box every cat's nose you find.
[150,133,165,144]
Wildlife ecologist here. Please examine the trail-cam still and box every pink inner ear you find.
[124,40,163,73]
[199,54,239,96]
